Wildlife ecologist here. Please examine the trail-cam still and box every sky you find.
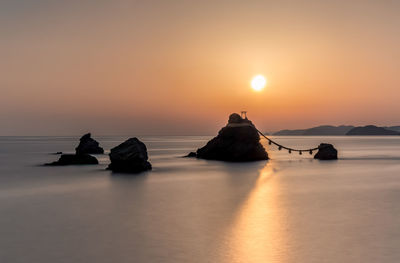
[1,0,399,135]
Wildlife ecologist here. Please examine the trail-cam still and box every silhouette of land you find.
[273,125,400,136]
[346,125,400,136]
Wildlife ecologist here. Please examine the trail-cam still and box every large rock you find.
[314,143,338,160]
[195,113,268,162]
[45,154,98,166]
[75,133,104,154]
[107,138,152,173]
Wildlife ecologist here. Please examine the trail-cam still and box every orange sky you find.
[1,0,399,135]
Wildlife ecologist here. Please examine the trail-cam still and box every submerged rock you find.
[45,154,98,166]
[195,113,268,162]
[75,133,104,154]
[314,143,338,160]
[184,152,197,158]
[107,138,152,173]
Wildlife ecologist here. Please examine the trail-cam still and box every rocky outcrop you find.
[75,133,104,154]
[314,143,338,160]
[107,138,152,173]
[45,154,98,166]
[184,152,197,158]
[195,113,268,162]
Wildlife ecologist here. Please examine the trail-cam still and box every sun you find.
[251,75,267,92]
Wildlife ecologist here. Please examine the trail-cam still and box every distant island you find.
[272,125,400,136]
[346,125,400,135]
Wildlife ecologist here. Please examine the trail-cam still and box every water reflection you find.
[223,162,287,263]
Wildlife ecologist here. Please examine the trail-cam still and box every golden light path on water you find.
[221,162,289,263]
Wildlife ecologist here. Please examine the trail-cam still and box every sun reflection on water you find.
[223,162,288,263]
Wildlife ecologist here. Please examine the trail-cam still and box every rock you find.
[228,113,243,123]
[45,154,98,166]
[196,113,268,162]
[107,138,152,173]
[314,143,338,160]
[75,133,104,154]
[184,152,197,158]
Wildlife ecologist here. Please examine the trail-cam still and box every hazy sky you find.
[1,0,399,135]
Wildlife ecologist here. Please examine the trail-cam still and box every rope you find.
[255,128,322,155]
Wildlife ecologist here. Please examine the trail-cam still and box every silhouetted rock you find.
[196,113,268,162]
[75,133,104,154]
[45,154,98,166]
[314,143,338,160]
[346,125,400,135]
[107,138,152,173]
[184,152,197,158]
[228,113,243,123]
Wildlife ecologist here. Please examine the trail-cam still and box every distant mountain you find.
[303,125,355,135]
[385,126,400,132]
[273,125,354,136]
[273,129,306,136]
[346,125,400,135]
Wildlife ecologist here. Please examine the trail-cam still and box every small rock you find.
[75,133,104,154]
[314,143,338,160]
[184,152,197,158]
[45,154,98,166]
[107,138,152,173]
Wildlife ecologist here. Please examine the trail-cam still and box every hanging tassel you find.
[289,149,291,154]
[268,140,272,145]
[299,151,302,155]
[309,150,313,155]
[278,146,282,151]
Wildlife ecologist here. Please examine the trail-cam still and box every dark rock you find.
[45,154,98,166]
[107,138,152,173]
[196,113,268,162]
[314,143,338,160]
[184,152,197,158]
[75,133,104,154]
[228,113,244,123]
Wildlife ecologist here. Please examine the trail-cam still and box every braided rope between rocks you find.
[255,128,323,155]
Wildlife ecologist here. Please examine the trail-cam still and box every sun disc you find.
[251,75,267,91]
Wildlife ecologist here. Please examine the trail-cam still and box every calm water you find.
[0,135,400,263]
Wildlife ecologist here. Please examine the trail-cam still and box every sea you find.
[0,135,400,263]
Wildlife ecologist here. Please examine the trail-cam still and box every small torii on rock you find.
[186,112,338,161]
